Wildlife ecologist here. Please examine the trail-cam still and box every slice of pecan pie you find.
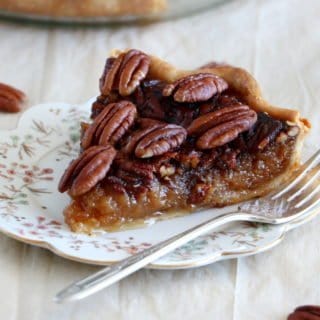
[59,49,310,233]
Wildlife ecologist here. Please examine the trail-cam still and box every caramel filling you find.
[64,79,299,232]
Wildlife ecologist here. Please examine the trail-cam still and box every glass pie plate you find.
[0,0,230,24]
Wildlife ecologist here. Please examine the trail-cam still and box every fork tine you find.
[287,169,320,201]
[294,182,320,208]
[292,187,320,213]
[272,149,320,200]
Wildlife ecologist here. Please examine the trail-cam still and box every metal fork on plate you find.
[55,149,320,303]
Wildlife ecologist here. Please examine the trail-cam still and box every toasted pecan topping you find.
[246,112,285,151]
[288,305,320,320]
[100,50,150,96]
[132,80,167,121]
[122,120,165,154]
[58,145,116,196]
[99,58,116,94]
[61,50,300,197]
[188,105,257,149]
[188,105,251,135]
[135,123,187,158]
[162,73,228,103]
[81,101,137,149]
[0,82,26,113]
[123,120,187,158]
[135,124,187,158]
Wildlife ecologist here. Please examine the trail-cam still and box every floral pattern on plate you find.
[0,100,319,269]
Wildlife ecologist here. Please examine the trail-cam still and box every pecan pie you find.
[59,49,310,233]
[0,0,166,18]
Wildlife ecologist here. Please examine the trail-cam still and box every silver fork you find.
[55,149,320,303]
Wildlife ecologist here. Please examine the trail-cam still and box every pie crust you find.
[0,0,167,18]
[59,49,310,233]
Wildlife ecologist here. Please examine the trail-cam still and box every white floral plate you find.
[0,100,318,269]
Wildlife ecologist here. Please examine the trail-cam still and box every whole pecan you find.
[99,57,116,93]
[0,82,26,113]
[100,50,151,96]
[188,105,257,149]
[135,124,187,158]
[123,119,187,158]
[288,305,320,320]
[81,101,137,149]
[58,145,116,196]
[122,120,165,154]
[162,73,228,103]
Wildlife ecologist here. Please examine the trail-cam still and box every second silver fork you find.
[55,149,320,303]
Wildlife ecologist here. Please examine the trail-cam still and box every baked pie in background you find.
[58,49,310,233]
[0,0,167,18]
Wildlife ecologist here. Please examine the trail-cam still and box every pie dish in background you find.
[58,49,310,233]
[0,0,167,18]
[0,0,229,23]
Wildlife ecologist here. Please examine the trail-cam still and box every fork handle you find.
[55,211,262,303]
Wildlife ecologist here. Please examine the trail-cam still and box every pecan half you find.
[123,120,187,158]
[99,57,116,93]
[188,105,257,149]
[81,101,137,149]
[122,120,165,154]
[288,305,320,320]
[0,82,26,113]
[58,145,116,196]
[162,73,228,103]
[135,124,187,158]
[100,50,151,96]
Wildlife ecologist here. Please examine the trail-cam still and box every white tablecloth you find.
[0,0,319,319]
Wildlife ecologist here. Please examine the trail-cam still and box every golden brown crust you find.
[0,0,167,18]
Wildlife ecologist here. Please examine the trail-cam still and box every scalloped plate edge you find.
[0,101,319,269]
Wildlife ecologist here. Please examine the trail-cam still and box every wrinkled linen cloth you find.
[0,0,319,319]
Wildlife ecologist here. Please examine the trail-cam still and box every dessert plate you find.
[0,100,318,269]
